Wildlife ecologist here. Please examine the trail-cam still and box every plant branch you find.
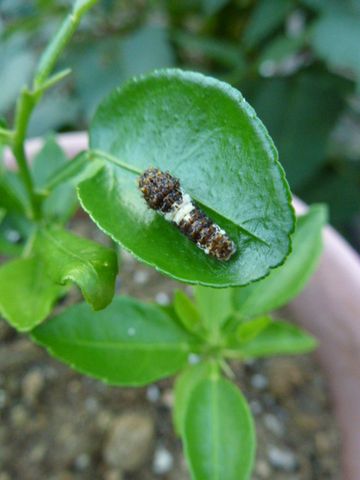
[34,0,99,88]
[0,127,14,146]
[10,0,99,219]
[12,88,40,218]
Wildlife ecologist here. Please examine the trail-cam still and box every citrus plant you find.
[0,1,326,479]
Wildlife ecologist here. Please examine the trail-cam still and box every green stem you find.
[0,127,14,146]
[12,89,40,218]
[10,0,99,219]
[34,0,99,88]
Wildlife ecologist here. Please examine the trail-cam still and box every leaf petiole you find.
[89,149,142,175]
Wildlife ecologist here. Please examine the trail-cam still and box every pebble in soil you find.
[0,219,341,479]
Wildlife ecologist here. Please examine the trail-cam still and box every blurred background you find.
[0,0,360,248]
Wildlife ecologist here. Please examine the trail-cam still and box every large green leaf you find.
[226,319,317,358]
[32,296,196,386]
[183,373,255,480]
[78,69,294,287]
[0,256,62,331]
[174,361,213,436]
[34,226,118,310]
[233,205,326,318]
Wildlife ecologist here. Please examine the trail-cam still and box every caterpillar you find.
[138,168,236,261]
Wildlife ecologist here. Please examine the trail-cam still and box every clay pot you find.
[4,132,360,480]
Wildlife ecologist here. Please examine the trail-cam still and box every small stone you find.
[268,445,298,471]
[251,373,268,391]
[11,404,28,427]
[255,460,271,478]
[315,432,333,453]
[267,358,306,398]
[22,369,45,405]
[85,396,99,413]
[146,385,160,403]
[74,453,91,470]
[0,320,12,342]
[0,473,11,480]
[105,471,124,480]
[0,339,42,372]
[162,389,173,409]
[104,411,155,471]
[155,292,170,305]
[153,446,174,474]
[29,444,46,463]
[263,413,285,437]
[133,270,150,285]
[96,411,113,431]
[250,400,263,416]
[295,413,320,431]
[0,389,7,408]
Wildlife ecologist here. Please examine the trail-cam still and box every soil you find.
[0,218,341,480]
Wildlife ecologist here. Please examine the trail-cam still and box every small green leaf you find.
[173,361,212,436]
[183,373,255,480]
[226,319,317,358]
[0,171,28,215]
[194,285,233,336]
[233,205,327,318]
[0,256,62,331]
[236,315,272,343]
[78,69,294,287]
[243,0,291,49]
[174,289,203,334]
[32,296,196,386]
[32,136,77,222]
[34,226,118,310]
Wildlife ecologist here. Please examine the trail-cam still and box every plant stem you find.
[10,0,99,219]
[12,89,40,218]
[0,127,14,146]
[34,0,99,88]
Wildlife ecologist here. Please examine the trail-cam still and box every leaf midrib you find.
[39,336,190,351]
[211,378,220,480]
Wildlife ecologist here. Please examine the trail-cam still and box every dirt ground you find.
[0,219,341,480]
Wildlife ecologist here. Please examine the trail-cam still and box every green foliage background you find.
[0,0,359,245]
